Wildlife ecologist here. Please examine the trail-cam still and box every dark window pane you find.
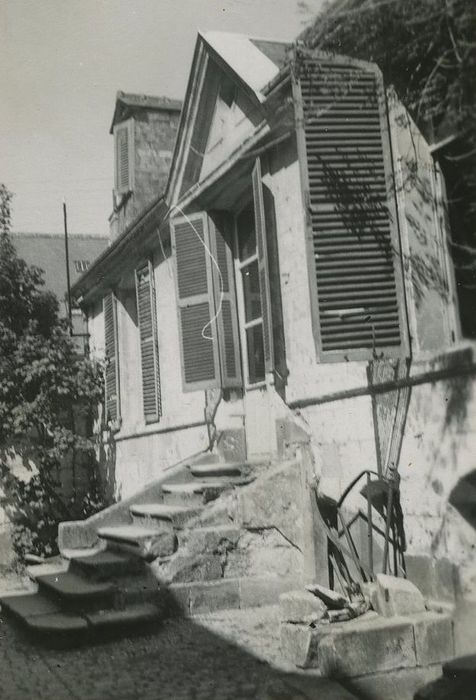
[241,260,262,322]
[236,205,256,261]
[246,323,265,384]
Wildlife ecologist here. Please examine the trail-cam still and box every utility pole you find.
[63,199,73,332]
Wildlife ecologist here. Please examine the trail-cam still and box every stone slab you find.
[70,550,143,579]
[280,623,319,668]
[0,592,60,620]
[98,524,166,543]
[279,589,327,623]
[375,573,426,617]
[25,612,89,634]
[36,571,114,602]
[129,503,200,522]
[413,612,454,667]
[317,615,417,677]
[86,603,160,629]
[190,463,243,478]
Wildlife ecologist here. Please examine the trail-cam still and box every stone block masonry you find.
[280,608,455,678]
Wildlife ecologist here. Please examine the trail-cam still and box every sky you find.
[0,0,323,236]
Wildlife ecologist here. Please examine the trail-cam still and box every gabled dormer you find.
[167,32,290,207]
[109,92,182,238]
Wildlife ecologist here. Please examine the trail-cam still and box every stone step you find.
[0,591,161,648]
[84,602,161,633]
[160,480,238,506]
[1,591,61,622]
[97,524,177,562]
[69,550,145,580]
[36,571,116,612]
[129,503,202,528]
[189,462,244,478]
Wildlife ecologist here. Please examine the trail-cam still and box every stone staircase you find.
[0,453,306,646]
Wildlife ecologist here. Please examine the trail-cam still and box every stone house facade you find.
[71,32,475,603]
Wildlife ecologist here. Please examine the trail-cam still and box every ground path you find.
[0,598,356,700]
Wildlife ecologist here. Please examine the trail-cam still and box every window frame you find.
[233,205,266,389]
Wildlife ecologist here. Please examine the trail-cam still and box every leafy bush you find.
[0,184,107,561]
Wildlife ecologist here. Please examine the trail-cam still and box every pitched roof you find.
[10,232,109,311]
[71,195,168,307]
[110,91,183,133]
[200,31,291,102]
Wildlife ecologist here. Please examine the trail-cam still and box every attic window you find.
[114,119,134,195]
[74,260,90,272]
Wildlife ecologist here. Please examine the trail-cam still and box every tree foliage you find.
[301,0,476,333]
[0,184,107,560]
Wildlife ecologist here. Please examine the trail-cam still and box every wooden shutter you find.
[208,213,242,388]
[171,213,221,391]
[103,293,120,424]
[388,91,458,352]
[252,158,275,373]
[292,51,406,359]
[136,261,162,422]
[115,123,131,194]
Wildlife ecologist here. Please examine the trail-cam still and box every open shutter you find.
[115,123,131,194]
[103,293,120,425]
[252,158,274,373]
[388,91,458,352]
[292,50,406,360]
[171,213,221,391]
[208,213,242,388]
[136,261,162,422]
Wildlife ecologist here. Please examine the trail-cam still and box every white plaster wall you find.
[398,351,476,597]
[114,424,208,500]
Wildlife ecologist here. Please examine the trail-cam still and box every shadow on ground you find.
[0,604,354,700]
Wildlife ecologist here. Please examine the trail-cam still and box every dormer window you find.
[114,118,134,195]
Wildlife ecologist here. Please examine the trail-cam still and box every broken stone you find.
[374,573,426,617]
[279,589,327,624]
[306,583,348,609]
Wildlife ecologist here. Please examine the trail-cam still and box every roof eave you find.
[71,195,168,306]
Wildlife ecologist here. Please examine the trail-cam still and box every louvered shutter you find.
[115,123,131,194]
[171,213,221,391]
[292,51,406,359]
[388,91,458,351]
[252,159,274,373]
[103,293,120,425]
[136,261,162,422]
[208,212,242,388]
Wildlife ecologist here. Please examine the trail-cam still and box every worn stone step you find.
[161,480,238,506]
[70,550,144,580]
[0,591,61,622]
[85,602,161,631]
[189,462,244,478]
[1,592,162,648]
[98,524,177,562]
[129,503,202,528]
[36,571,116,612]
